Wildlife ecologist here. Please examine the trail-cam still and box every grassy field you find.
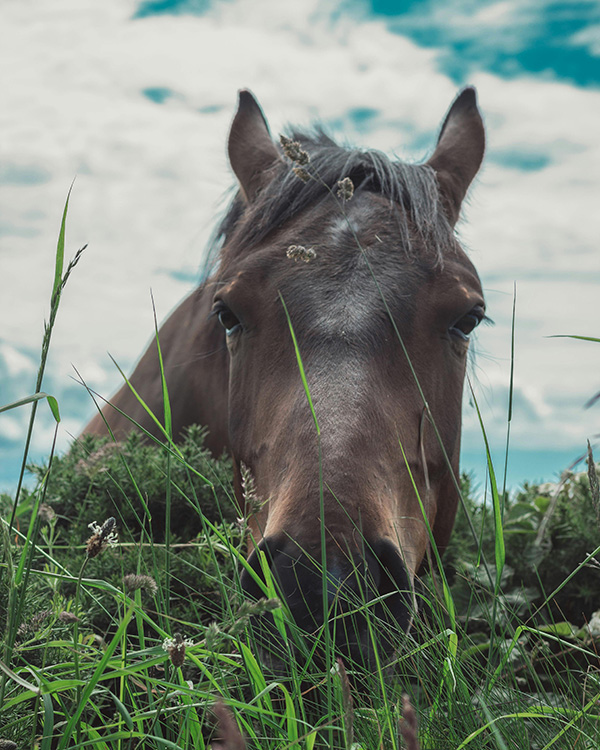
[1,200,599,749]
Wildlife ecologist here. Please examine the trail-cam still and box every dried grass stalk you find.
[212,701,247,750]
[399,694,420,750]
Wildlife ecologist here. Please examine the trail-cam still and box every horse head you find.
[214,88,485,666]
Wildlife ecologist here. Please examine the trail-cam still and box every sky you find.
[1,0,599,495]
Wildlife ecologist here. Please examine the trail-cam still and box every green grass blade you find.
[56,605,135,749]
[549,334,600,343]
[150,290,173,438]
[0,392,60,422]
[279,293,319,435]
[52,180,73,300]
[501,283,516,502]
[40,691,55,750]
[468,378,505,589]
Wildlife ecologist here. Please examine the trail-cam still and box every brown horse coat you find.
[85,87,485,663]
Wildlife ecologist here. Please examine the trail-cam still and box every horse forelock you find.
[212,128,456,270]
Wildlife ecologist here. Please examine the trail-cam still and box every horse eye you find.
[213,303,242,337]
[449,305,485,341]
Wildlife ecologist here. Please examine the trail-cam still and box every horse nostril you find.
[369,539,414,634]
[239,536,414,667]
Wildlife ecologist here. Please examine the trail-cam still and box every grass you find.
[1,197,600,749]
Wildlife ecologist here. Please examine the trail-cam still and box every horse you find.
[84,87,485,666]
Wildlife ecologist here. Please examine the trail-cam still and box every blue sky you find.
[369,0,600,85]
[1,0,599,494]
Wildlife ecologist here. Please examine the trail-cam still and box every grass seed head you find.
[86,517,118,558]
[240,461,260,515]
[38,503,56,524]
[123,573,158,597]
[205,621,223,652]
[17,609,52,638]
[399,694,420,750]
[58,611,80,624]
[228,597,281,636]
[293,166,311,182]
[336,658,354,748]
[212,701,247,750]
[336,176,354,201]
[286,244,316,263]
[280,134,310,165]
[163,632,193,667]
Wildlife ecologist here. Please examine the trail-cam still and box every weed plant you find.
[1,199,600,749]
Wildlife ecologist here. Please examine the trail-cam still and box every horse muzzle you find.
[240,536,414,668]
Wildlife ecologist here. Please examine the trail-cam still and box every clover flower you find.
[86,517,118,558]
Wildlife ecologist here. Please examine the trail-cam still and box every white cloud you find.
[0,414,26,443]
[1,0,598,477]
[569,24,600,56]
[472,1,515,26]
[0,343,36,378]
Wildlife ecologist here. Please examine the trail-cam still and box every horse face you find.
[214,89,485,665]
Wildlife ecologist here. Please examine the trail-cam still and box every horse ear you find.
[427,87,485,225]
[228,89,282,202]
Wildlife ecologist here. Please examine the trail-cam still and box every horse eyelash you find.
[208,300,227,320]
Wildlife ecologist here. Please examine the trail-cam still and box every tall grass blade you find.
[501,283,516,504]
[467,378,505,590]
[56,606,135,749]
[550,335,600,343]
[278,293,319,435]
[0,393,60,421]
[51,180,73,300]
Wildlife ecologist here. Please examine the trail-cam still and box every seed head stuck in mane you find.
[213,127,455,271]
[293,166,311,182]
[279,134,310,165]
[286,244,317,263]
[336,176,354,201]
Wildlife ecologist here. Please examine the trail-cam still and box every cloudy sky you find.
[1,0,599,493]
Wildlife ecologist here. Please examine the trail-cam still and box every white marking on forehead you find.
[329,214,359,244]
[312,283,373,340]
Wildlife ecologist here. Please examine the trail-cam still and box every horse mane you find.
[207,127,455,271]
